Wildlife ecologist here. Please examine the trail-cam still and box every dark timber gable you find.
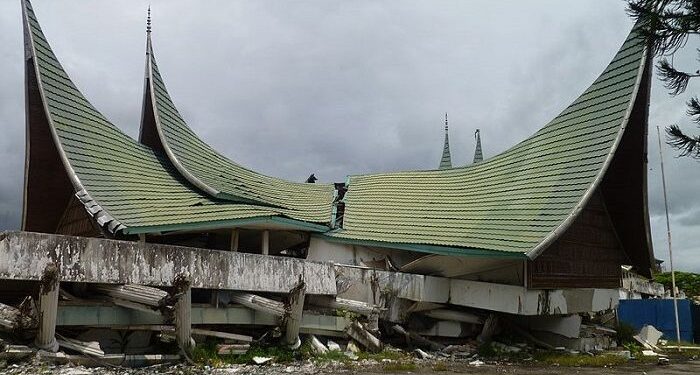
[22,23,74,234]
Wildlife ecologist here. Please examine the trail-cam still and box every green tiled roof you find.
[21,0,326,235]
[22,0,651,259]
[326,29,648,255]
[144,37,335,224]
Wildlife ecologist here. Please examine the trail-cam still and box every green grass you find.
[533,352,629,367]
[382,361,417,372]
[311,350,352,364]
[190,341,299,366]
[432,362,449,371]
[357,348,411,361]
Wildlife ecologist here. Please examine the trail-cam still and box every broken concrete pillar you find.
[283,277,306,348]
[228,292,285,317]
[173,275,194,352]
[0,302,35,332]
[93,284,169,316]
[477,314,499,343]
[392,324,445,351]
[35,263,59,352]
[346,321,382,352]
[230,229,239,252]
[261,230,270,255]
[309,334,328,354]
[94,284,169,308]
[312,296,380,316]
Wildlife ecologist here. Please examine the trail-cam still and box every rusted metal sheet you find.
[0,231,336,295]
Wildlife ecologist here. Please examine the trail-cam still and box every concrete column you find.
[283,276,306,348]
[230,229,239,252]
[228,292,285,317]
[35,263,59,352]
[261,230,270,255]
[174,274,194,352]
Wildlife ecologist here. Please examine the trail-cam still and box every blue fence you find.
[618,299,695,343]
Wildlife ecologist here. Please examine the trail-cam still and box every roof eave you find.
[123,215,330,235]
[316,233,528,259]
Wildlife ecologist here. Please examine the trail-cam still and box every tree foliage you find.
[628,0,700,158]
[655,271,700,296]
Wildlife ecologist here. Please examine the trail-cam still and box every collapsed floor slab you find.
[0,231,335,294]
[0,231,620,317]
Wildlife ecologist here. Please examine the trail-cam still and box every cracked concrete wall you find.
[0,231,336,294]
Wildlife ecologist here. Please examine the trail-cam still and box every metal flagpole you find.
[656,126,681,351]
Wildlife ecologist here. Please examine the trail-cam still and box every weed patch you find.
[533,352,628,367]
[382,361,417,372]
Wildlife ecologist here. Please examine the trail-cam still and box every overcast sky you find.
[1,0,698,271]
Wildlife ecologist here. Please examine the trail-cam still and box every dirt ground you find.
[0,360,700,375]
[2,358,698,374]
[397,361,700,375]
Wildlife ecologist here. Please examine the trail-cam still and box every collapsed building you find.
[0,0,657,361]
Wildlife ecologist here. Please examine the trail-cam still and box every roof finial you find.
[473,128,483,164]
[146,6,152,34]
[439,112,452,169]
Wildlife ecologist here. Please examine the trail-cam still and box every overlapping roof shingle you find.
[326,31,648,256]
[22,0,651,260]
[143,38,335,224]
[22,0,327,235]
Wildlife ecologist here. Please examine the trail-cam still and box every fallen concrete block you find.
[0,345,34,361]
[93,284,169,308]
[252,356,272,364]
[57,337,104,357]
[217,344,249,355]
[346,340,361,354]
[327,340,341,351]
[191,328,252,343]
[0,302,35,331]
[346,321,382,353]
[393,324,445,351]
[414,348,432,359]
[634,325,663,351]
[309,335,328,354]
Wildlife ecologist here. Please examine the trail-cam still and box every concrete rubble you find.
[0,232,660,372]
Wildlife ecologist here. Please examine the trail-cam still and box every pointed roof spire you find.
[473,128,483,163]
[146,6,152,34]
[439,113,452,169]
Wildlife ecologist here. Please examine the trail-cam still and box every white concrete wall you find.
[307,237,421,268]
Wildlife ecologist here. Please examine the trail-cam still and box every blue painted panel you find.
[618,299,694,343]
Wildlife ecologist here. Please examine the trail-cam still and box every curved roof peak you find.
[139,31,335,223]
[21,0,324,235]
[328,25,652,264]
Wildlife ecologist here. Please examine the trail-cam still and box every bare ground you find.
[1,359,698,375]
